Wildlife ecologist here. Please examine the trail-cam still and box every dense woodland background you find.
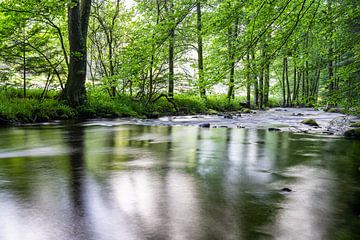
[0,0,359,113]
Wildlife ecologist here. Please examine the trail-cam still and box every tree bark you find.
[197,0,205,98]
[246,52,251,107]
[227,17,238,100]
[264,61,270,107]
[62,0,92,106]
[168,0,175,99]
[285,57,291,106]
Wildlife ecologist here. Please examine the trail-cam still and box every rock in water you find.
[199,123,210,128]
[268,128,281,131]
[301,118,319,127]
[281,187,292,192]
[344,128,360,140]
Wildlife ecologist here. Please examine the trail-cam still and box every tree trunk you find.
[264,61,270,107]
[227,17,238,100]
[282,57,286,106]
[293,64,297,103]
[285,57,291,106]
[23,21,26,98]
[252,51,258,106]
[259,68,263,109]
[168,0,175,99]
[197,0,205,98]
[62,0,92,106]
[246,52,251,107]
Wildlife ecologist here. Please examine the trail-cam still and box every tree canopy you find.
[0,0,359,110]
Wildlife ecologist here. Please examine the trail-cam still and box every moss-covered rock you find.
[301,118,319,127]
[350,122,360,128]
[344,128,360,140]
[241,108,251,114]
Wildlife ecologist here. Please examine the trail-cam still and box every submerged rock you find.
[344,128,360,140]
[301,118,319,127]
[292,113,304,116]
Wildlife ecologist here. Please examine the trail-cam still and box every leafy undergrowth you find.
[0,88,282,124]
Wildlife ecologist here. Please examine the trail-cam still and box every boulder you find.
[301,118,319,127]
[344,128,360,140]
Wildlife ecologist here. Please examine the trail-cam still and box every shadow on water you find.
[0,123,359,240]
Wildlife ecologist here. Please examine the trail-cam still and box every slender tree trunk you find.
[305,60,309,102]
[23,22,26,98]
[264,62,270,107]
[227,17,238,100]
[197,0,205,98]
[282,57,286,106]
[62,0,92,106]
[293,64,297,103]
[252,51,258,106]
[168,0,175,99]
[259,68,264,109]
[246,52,251,107]
[285,57,291,106]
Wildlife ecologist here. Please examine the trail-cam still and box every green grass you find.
[0,87,282,124]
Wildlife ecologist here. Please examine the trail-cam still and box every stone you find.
[301,118,319,127]
[281,188,292,192]
[242,108,251,114]
[344,128,360,140]
[199,123,210,128]
[268,128,281,132]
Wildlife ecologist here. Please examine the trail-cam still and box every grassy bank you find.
[0,88,281,124]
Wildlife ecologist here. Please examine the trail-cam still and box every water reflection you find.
[0,124,359,240]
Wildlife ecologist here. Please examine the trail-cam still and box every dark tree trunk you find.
[264,62,270,107]
[285,57,291,106]
[62,0,92,106]
[23,24,26,98]
[246,52,251,107]
[168,0,175,99]
[252,51,258,106]
[282,57,286,106]
[259,68,264,109]
[293,64,297,103]
[227,17,238,100]
[197,0,206,98]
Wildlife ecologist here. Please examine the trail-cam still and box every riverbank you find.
[0,88,266,125]
[1,89,359,138]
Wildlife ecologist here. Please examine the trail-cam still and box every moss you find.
[301,118,319,127]
[350,122,360,128]
[241,108,252,114]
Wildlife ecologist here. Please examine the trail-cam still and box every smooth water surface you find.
[0,123,359,240]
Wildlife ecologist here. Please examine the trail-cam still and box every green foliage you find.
[0,89,75,123]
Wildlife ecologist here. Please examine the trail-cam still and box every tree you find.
[61,0,92,105]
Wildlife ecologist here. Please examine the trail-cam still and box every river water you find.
[0,122,359,240]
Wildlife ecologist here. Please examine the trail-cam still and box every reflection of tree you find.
[65,126,94,239]
[66,126,86,213]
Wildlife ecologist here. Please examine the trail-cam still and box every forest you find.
[0,0,359,122]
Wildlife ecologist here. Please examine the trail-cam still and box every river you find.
[0,121,359,240]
